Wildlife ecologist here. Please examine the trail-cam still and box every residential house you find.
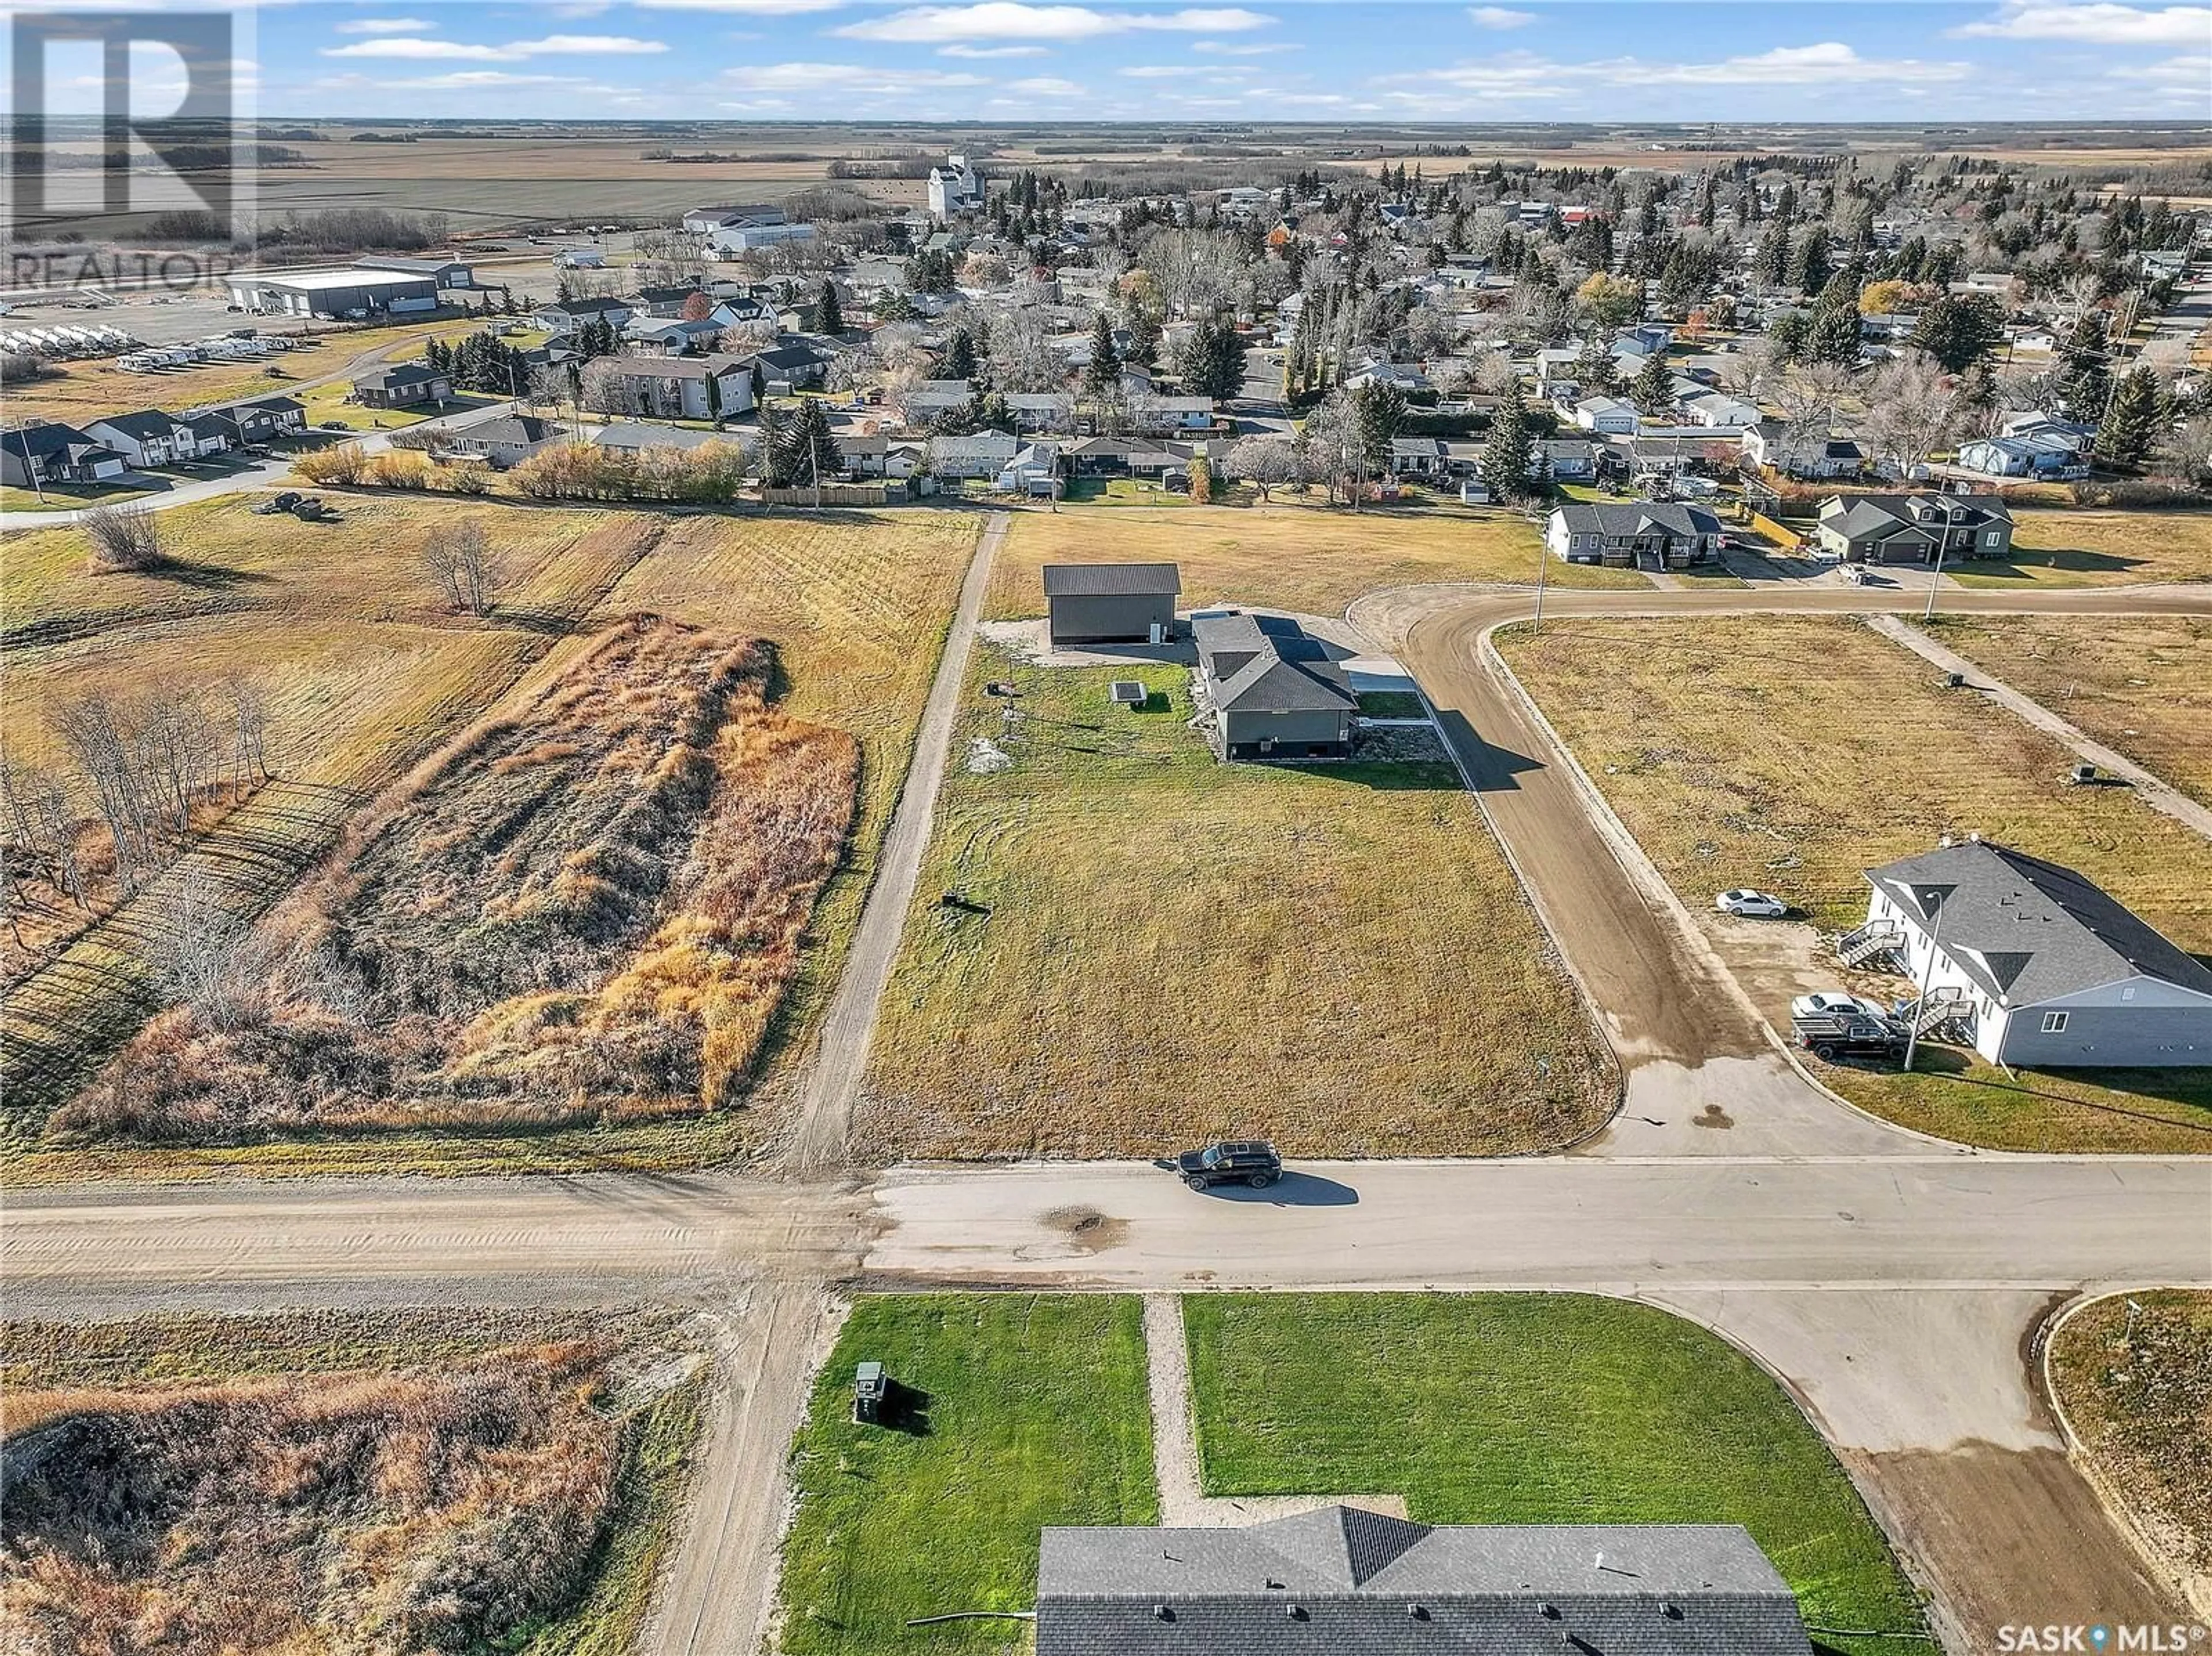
[1681,390,1760,430]
[1343,359,1429,394]
[353,362,454,410]
[1,420,127,488]
[586,422,744,458]
[831,433,920,480]
[1062,434,1183,478]
[1546,501,1723,569]
[1570,396,1640,435]
[1855,839,2212,1068]
[185,396,306,448]
[630,285,710,321]
[1044,561,1180,645]
[1815,492,2014,564]
[531,295,634,335]
[1035,1506,1815,1656]
[84,408,195,468]
[1534,347,1584,391]
[748,342,834,390]
[1389,436,1446,478]
[1192,611,1358,762]
[1128,395,1217,435]
[897,382,975,428]
[442,414,566,469]
[1004,392,1075,434]
[590,355,756,422]
[1958,433,2088,479]
[1534,438,1597,482]
[1741,421,1863,480]
[927,428,1020,479]
[179,411,234,456]
[997,441,1062,496]
[624,317,726,357]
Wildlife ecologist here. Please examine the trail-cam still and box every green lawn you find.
[777,1295,1157,1656]
[1818,1054,2212,1155]
[1183,1294,1927,1655]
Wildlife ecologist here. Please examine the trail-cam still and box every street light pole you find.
[1533,520,1551,630]
[1925,538,1946,622]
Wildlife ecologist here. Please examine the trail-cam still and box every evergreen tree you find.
[1908,292,2005,373]
[777,396,842,492]
[2060,311,2111,420]
[1630,348,1674,415]
[1479,396,1534,503]
[2093,366,2158,467]
[1350,380,1406,473]
[1176,312,1249,404]
[1082,310,1121,399]
[816,279,843,337]
[944,328,978,382]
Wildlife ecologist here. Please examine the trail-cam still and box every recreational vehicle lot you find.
[859,646,1613,1160]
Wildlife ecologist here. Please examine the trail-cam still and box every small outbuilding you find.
[1044,562,1180,646]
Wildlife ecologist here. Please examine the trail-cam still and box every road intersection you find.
[6,556,2209,1651]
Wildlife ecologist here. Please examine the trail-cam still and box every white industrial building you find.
[225,267,441,320]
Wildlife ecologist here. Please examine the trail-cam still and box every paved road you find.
[9,574,2212,1650]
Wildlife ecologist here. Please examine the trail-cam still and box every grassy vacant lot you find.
[1184,1294,1926,1655]
[1826,1059,2212,1155]
[1498,615,2212,1153]
[995,505,1646,622]
[3,501,976,1179]
[1919,614,2212,806]
[2050,1290,2212,1602]
[1,1308,705,1656]
[777,1295,1156,1656]
[861,647,1612,1159]
[1947,510,2212,588]
[0,316,481,426]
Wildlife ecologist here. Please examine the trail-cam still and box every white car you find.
[1715,888,1787,918]
[1809,545,1845,566]
[1791,990,1888,1022]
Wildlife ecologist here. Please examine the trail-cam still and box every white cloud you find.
[324,33,667,59]
[1192,38,1297,52]
[1007,74,1087,93]
[638,0,846,10]
[332,16,435,34]
[1468,6,1535,26]
[376,70,588,88]
[719,59,987,91]
[940,41,1049,54]
[836,4,1273,43]
[1640,43,1969,83]
[1954,2,2211,43]
[2108,48,2212,75]
[1119,63,1205,75]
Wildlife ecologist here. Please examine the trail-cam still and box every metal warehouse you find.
[225,267,441,320]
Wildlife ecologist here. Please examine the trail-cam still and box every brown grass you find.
[58,616,855,1142]
[1919,614,2212,807]
[1948,510,2212,589]
[993,504,1647,624]
[2049,1290,2212,1604]
[1,1310,706,1656]
[859,649,1613,1159]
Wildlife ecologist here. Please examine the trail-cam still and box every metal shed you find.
[1043,562,1180,646]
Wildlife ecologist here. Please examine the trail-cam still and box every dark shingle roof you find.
[92,408,182,438]
[1043,562,1181,598]
[1037,1509,1812,1656]
[1554,502,1722,540]
[1866,840,2212,1006]
[356,362,444,391]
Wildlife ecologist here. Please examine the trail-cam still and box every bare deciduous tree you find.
[82,503,162,574]
[1224,436,1304,503]
[149,867,264,1031]
[1861,352,1967,480]
[423,520,500,616]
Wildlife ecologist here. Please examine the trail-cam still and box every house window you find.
[1984,531,2001,547]
[2040,1011,2069,1033]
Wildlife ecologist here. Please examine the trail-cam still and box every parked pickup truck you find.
[1791,1012,1908,1064]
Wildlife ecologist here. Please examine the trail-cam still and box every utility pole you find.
[1925,536,1947,622]
[1532,517,1551,629]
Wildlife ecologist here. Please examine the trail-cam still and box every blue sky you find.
[255,0,2210,123]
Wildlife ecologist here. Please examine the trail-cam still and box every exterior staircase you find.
[1835,920,1901,970]
[1896,992,1975,1039]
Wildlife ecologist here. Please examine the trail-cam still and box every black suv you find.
[1175,1140,1282,1190]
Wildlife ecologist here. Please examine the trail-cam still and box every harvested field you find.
[1,1309,705,1656]
[63,616,856,1142]
[859,648,1613,1159]
[994,505,1647,623]
[1946,510,2212,588]
[2048,1289,2212,1614]
[1918,614,2212,806]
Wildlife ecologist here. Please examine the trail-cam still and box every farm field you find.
[1497,615,2212,1153]
[1917,614,2212,807]
[1946,510,2212,588]
[2048,1289,2212,1610]
[2,498,978,1179]
[1183,1293,1926,1656]
[859,648,1613,1160]
[0,1308,707,1656]
[776,1294,1157,1656]
[0,315,482,426]
[994,504,1646,623]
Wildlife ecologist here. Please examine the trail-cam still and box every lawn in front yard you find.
[1945,510,2212,588]
[2048,1289,2212,1599]
[996,505,1647,623]
[1917,614,2212,807]
[1183,1293,1926,1656]
[858,646,1614,1159]
[776,1295,1157,1656]
[1496,613,2212,1154]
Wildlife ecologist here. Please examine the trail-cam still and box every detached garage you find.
[1044,562,1180,646]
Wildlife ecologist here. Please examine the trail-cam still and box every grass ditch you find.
[0,1308,708,1656]
[1183,1293,1928,1656]
[860,645,1613,1159]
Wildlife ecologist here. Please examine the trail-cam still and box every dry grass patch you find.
[1,1309,706,1656]
[1918,614,2212,806]
[2049,1290,2212,1609]
[62,616,855,1143]
[1947,510,2212,588]
[860,647,1612,1159]
[994,505,1646,623]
